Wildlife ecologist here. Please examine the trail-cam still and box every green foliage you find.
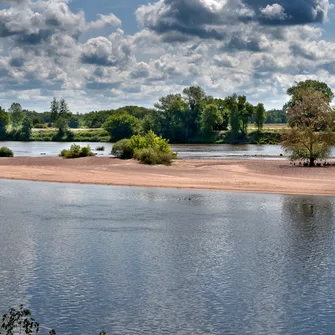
[60,144,95,159]
[21,117,32,141]
[0,107,9,140]
[200,104,223,135]
[0,304,40,335]
[0,147,14,157]
[130,131,176,165]
[9,103,24,130]
[103,113,140,141]
[133,148,174,165]
[287,80,334,105]
[265,109,287,124]
[130,130,173,154]
[111,139,134,159]
[254,103,266,131]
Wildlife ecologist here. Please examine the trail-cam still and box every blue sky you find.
[1,0,335,113]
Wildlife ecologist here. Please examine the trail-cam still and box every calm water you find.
[0,141,288,159]
[1,180,335,334]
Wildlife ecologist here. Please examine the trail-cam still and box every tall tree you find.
[0,107,9,140]
[282,85,335,167]
[21,117,32,141]
[200,104,223,135]
[9,102,23,130]
[55,99,71,134]
[254,103,266,131]
[183,86,207,138]
[50,97,59,124]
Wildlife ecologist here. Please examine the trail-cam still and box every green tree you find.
[282,86,335,167]
[54,99,71,134]
[254,103,266,131]
[182,86,206,138]
[20,117,32,141]
[9,103,23,130]
[200,104,223,135]
[103,113,141,141]
[50,97,59,124]
[0,107,9,140]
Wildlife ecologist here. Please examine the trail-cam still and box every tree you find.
[9,103,23,130]
[51,98,71,134]
[254,103,266,131]
[200,104,223,135]
[103,113,140,141]
[282,86,335,167]
[50,98,59,124]
[224,94,254,140]
[20,117,32,141]
[0,107,9,140]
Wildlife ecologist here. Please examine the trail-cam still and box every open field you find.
[248,123,288,130]
[0,157,334,196]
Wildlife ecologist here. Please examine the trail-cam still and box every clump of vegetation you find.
[95,146,105,151]
[0,147,14,157]
[59,144,95,159]
[112,131,177,165]
[111,139,133,159]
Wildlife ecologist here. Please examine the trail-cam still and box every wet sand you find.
[0,156,334,196]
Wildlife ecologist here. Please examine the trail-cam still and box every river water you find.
[0,141,288,159]
[1,180,335,334]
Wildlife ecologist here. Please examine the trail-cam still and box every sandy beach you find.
[0,156,334,196]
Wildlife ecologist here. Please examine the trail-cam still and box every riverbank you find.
[0,157,334,196]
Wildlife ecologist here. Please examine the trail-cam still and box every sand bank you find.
[0,157,334,196]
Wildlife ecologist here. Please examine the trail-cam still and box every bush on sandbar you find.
[112,131,177,165]
[111,139,133,159]
[60,144,95,159]
[0,146,14,157]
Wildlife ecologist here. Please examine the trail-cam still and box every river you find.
[0,180,335,334]
[1,141,334,160]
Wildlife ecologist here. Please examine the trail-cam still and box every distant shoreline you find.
[0,157,334,196]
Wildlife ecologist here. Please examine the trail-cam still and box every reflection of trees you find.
[281,195,335,278]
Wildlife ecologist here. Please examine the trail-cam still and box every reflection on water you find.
[0,181,335,334]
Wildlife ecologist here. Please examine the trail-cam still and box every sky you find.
[1,0,335,113]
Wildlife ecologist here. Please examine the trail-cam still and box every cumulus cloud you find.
[136,0,333,43]
[0,0,335,112]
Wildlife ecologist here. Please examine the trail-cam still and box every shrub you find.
[134,148,159,165]
[112,131,177,165]
[111,139,133,159]
[134,148,175,165]
[59,144,95,159]
[0,147,14,157]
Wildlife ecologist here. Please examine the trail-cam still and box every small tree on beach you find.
[282,81,335,167]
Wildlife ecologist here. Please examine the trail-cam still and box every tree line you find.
[0,87,287,143]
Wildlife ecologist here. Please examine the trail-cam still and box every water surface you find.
[1,180,335,334]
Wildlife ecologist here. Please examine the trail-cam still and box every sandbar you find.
[0,156,334,196]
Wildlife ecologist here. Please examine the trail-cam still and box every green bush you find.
[59,144,95,159]
[111,139,133,159]
[0,147,14,157]
[111,131,177,165]
[134,148,175,165]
